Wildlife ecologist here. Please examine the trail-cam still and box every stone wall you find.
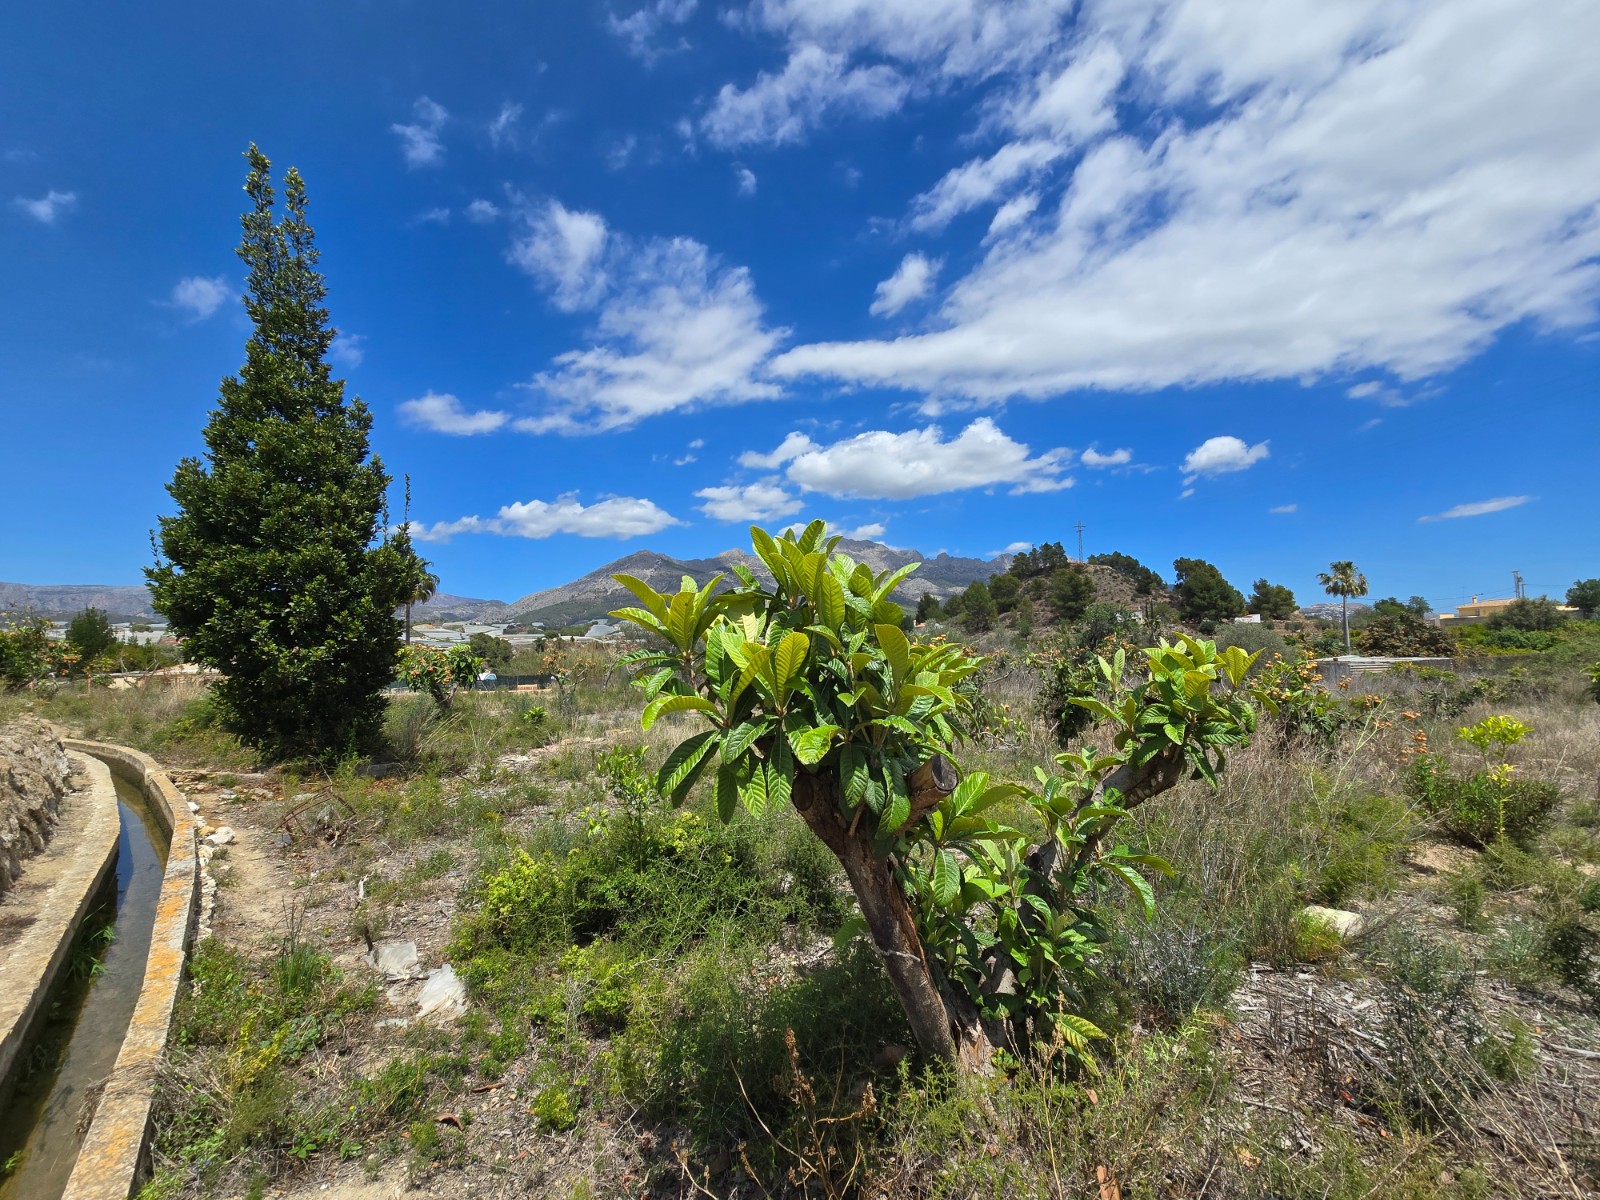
[1,717,74,897]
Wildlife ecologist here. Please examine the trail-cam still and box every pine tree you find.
[148,146,423,759]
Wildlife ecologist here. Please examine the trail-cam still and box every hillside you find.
[0,581,159,622]
[3,538,1009,631]
[497,539,1010,626]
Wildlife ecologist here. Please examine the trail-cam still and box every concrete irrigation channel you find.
[0,735,200,1200]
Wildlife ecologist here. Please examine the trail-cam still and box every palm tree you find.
[406,570,440,645]
[1317,560,1369,653]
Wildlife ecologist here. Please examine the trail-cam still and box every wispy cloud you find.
[14,189,77,223]
[330,333,366,369]
[609,0,697,63]
[701,44,907,149]
[757,2,1600,408]
[392,96,448,168]
[488,102,522,149]
[870,253,941,318]
[1418,496,1532,523]
[510,200,787,433]
[169,276,231,321]
[1269,503,1297,514]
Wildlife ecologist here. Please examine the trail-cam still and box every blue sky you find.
[3,0,1596,611]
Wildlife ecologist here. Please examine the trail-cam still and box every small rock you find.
[1300,905,1365,939]
[219,788,238,801]
[272,831,294,850]
[205,827,236,846]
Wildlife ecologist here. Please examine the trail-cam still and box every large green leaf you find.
[612,574,667,622]
[816,572,846,632]
[642,693,716,730]
[773,630,810,702]
[1102,860,1157,919]
[788,722,841,765]
[840,743,870,808]
[715,762,739,821]
[875,622,911,687]
[930,848,961,906]
[657,730,718,806]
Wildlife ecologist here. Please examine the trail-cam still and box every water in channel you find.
[0,773,169,1200]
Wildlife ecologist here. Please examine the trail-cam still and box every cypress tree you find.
[148,146,421,759]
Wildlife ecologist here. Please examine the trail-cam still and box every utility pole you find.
[1512,570,1525,600]
[1075,520,1086,564]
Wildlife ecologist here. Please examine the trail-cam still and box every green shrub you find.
[1406,755,1560,848]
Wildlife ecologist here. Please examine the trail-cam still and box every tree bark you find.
[790,759,994,1071]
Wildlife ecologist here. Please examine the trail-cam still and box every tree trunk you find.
[1341,595,1350,652]
[790,761,994,1072]
[405,601,413,645]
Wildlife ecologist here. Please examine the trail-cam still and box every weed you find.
[533,1084,579,1131]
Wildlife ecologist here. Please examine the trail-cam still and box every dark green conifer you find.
[148,146,422,758]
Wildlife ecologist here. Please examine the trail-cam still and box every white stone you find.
[1300,905,1366,939]
[205,826,236,846]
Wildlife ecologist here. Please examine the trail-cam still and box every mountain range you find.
[1,539,1010,629]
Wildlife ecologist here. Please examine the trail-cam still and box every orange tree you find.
[611,522,1261,1071]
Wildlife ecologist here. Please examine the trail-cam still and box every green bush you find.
[1406,755,1560,848]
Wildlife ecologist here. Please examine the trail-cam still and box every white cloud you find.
[909,140,1063,233]
[835,521,887,541]
[399,391,509,436]
[738,0,1071,80]
[392,96,449,168]
[609,0,697,62]
[986,192,1039,239]
[689,438,705,449]
[512,210,788,432]
[605,135,639,171]
[993,540,1034,557]
[413,493,682,542]
[330,333,365,368]
[758,417,1070,499]
[1417,495,1532,523]
[695,479,803,522]
[1346,382,1382,399]
[508,199,610,311]
[169,276,231,320]
[673,454,697,466]
[701,44,908,149]
[13,189,76,223]
[764,0,1600,406]
[489,102,523,149]
[1079,446,1131,468]
[739,431,817,470]
[1181,436,1270,483]
[735,166,758,196]
[415,207,451,225]
[871,253,941,317]
[1269,503,1297,514]
[465,199,501,223]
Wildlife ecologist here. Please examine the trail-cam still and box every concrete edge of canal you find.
[60,740,200,1200]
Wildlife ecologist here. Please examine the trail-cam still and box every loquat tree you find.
[612,522,1262,1071]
